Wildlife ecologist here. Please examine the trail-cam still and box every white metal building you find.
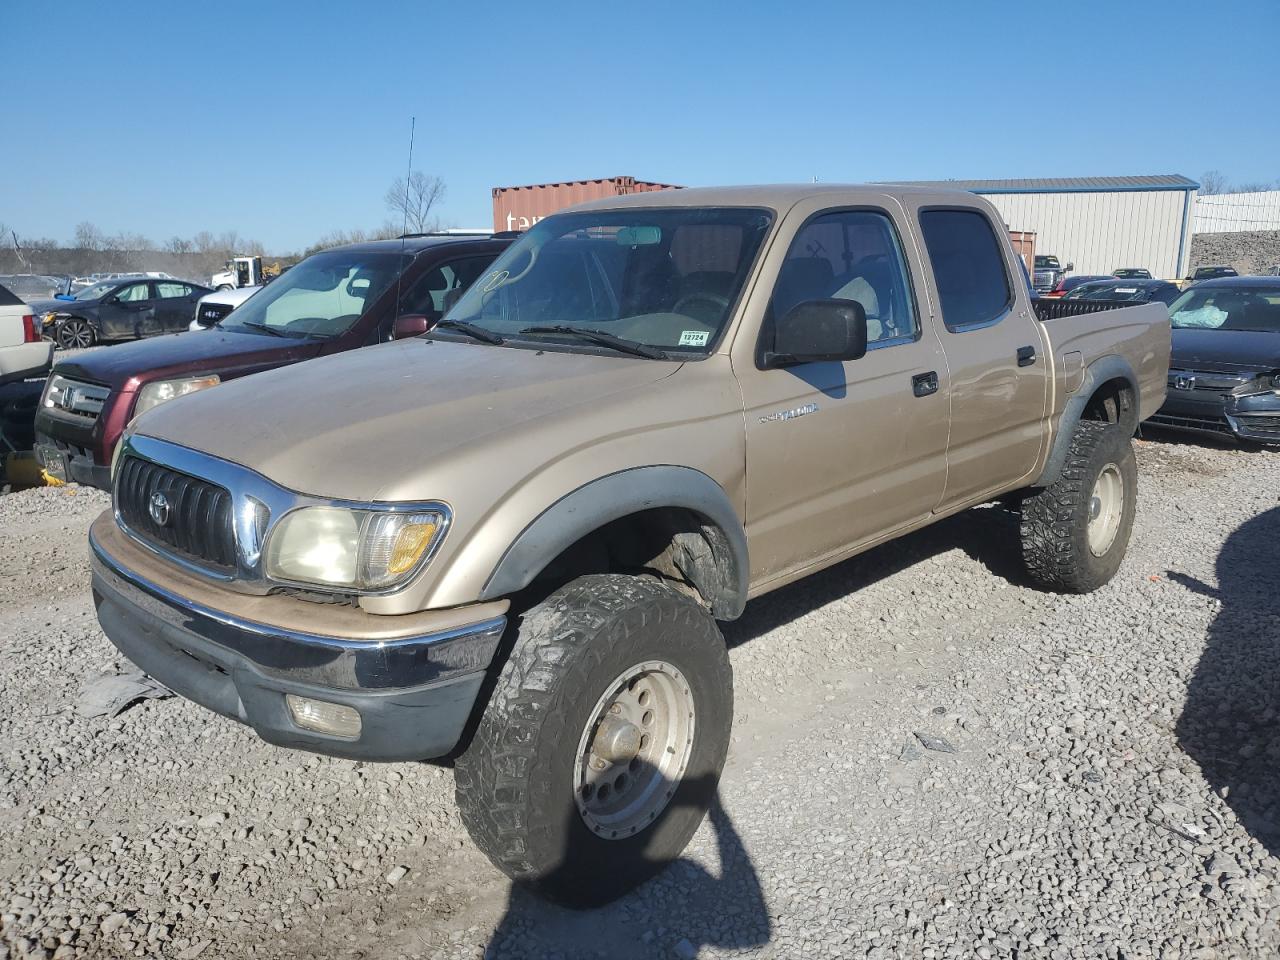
[1193,190,1280,234]
[891,175,1199,280]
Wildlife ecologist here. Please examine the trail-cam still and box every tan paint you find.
[121,184,1170,621]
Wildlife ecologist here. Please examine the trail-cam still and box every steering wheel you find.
[673,292,730,322]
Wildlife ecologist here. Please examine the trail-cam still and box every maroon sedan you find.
[34,234,511,489]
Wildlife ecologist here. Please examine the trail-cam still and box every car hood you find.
[27,298,81,316]
[134,338,682,501]
[53,328,322,389]
[1170,328,1280,374]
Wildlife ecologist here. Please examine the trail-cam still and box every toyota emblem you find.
[148,491,172,527]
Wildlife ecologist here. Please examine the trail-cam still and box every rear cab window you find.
[918,209,1013,331]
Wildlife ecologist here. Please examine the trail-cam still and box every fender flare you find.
[479,466,749,620]
[1034,354,1139,487]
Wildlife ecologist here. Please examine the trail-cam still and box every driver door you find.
[98,281,159,339]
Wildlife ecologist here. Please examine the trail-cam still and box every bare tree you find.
[385,171,446,234]
[1235,181,1274,194]
[74,221,106,250]
[165,236,194,255]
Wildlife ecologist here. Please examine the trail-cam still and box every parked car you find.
[34,234,511,488]
[0,282,52,390]
[190,285,260,330]
[88,184,1170,905]
[1032,254,1073,293]
[1184,265,1238,287]
[1113,267,1152,279]
[1063,278,1181,306]
[28,277,212,350]
[1147,276,1280,446]
[1042,274,1111,299]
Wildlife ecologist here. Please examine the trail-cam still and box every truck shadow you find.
[481,775,770,959]
[723,501,1025,647]
[1172,506,1280,857]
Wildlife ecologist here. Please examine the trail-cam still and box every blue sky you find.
[5,0,1277,252]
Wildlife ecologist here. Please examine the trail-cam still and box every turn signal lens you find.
[388,521,439,575]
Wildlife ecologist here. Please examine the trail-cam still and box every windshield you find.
[75,281,118,300]
[442,207,772,355]
[220,249,408,338]
[1169,287,1280,331]
[1035,256,1060,269]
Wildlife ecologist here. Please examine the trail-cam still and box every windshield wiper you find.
[518,325,669,360]
[433,319,505,345]
[237,320,287,338]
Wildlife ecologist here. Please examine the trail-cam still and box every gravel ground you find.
[1,434,1278,959]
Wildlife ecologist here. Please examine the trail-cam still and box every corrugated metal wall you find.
[979,189,1191,279]
[1193,191,1280,234]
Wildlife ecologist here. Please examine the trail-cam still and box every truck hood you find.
[1171,328,1280,375]
[53,328,322,388]
[134,338,682,500]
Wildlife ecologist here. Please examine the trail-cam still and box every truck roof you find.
[568,182,978,212]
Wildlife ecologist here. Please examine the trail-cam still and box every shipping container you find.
[492,177,682,232]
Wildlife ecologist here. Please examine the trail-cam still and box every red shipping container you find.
[492,176,682,232]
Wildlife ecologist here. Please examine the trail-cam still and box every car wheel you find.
[1020,420,1137,593]
[454,574,732,907]
[56,318,95,350]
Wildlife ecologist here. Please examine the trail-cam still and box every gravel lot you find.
[1,434,1278,959]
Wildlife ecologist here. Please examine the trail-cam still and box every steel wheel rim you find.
[1087,463,1124,556]
[573,660,695,839]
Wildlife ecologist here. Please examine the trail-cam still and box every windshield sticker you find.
[1115,287,1138,294]
[678,330,710,347]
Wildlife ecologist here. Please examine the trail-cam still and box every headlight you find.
[132,375,220,420]
[263,505,448,592]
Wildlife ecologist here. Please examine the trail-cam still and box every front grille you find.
[1235,415,1280,437]
[1147,411,1232,434]
[43,374,110,421]
[197,302,234,326]
[1167,368,1253,395]
[1033,270,1055,292]
[116,456,237,571]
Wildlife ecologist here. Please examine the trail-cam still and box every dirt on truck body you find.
[89,184,1170,905]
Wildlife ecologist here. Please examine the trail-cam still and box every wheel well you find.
[520,507,738,617]
[1081,376,1138,433]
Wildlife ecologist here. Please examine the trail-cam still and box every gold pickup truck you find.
[89,185,1170,905]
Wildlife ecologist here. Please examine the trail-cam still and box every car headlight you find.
[263,505,449,592]
[132,375,220,420]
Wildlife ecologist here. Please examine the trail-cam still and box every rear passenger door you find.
[739,207,950,583]
[909,205,1050,506]
[154,282,200,332]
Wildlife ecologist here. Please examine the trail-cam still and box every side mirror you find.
[763,299,867,368]
[393,314,433,339]
[1065,262,1075,271]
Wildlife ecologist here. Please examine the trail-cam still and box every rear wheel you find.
[1020,420,1137,593]
[56,318,95,350]
[454,574,732,907]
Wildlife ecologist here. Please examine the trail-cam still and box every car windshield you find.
[1169,287,1280,332]
[1066,282,1145,301]
[219,249,408,338]
[1035,256,1060,269]
[74,281,118,300]
[1114,269,1147,278]
[441,207,773,355]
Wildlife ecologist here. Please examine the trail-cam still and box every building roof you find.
[885,174,1199,194]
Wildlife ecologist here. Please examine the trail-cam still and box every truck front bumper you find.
[90,527,506,761]
[1149,390,1280,445]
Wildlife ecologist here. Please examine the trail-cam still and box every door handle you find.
[1017,345,1037,366]
[912,371,939,397]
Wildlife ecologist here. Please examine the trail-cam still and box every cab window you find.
[919,209,1012,331]
[155,282,193,298]
[115,282,152,302]
[769,210,917,344]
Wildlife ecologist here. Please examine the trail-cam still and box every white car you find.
[0,281,53,388]
[188,285,259,330]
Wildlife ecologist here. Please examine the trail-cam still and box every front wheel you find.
[56,318,95,350]
[1020,420,1137,593]
[454,574,732,907]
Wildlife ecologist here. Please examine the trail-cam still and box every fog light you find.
[286,695,362,739]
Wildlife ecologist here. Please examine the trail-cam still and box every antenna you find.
[392,117,415,330]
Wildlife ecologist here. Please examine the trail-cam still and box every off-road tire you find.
[1020,419,1137,593]
[454,574,732,907]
